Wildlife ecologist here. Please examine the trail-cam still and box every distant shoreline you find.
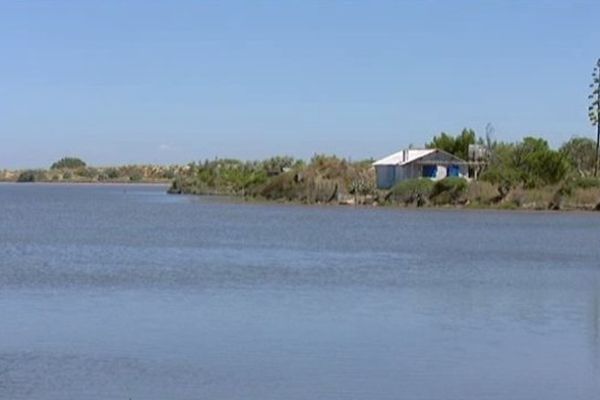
[0,180,170,187]
[3,180,600,214]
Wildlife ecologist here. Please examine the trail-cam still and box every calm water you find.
[1,183,599,399]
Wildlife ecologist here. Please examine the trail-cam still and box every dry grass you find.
[563,188,600,209]
[465,181,499,205]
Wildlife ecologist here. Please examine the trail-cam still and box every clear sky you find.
[1,0,598,168]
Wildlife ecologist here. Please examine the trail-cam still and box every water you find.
[1,183,599,400]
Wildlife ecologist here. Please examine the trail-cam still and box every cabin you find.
[373,148,468,189]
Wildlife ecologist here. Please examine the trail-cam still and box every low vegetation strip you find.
[4,132,600,211]
[168,132,600,211]
[1,157,184,184]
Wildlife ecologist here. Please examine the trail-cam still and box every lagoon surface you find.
[1,183,599,399]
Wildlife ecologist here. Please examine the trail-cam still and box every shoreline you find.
[174,191,600,215]
[0,180,170,187]
[3,180,600,214]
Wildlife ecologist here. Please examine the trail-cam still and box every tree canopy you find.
[50,157,86,170]
[426,128,476,160]
[559,137,596,177]
[481,137,570,188]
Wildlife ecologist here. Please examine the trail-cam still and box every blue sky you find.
[1,0,598,168]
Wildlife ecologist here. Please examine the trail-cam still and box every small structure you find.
[373,148,468,189]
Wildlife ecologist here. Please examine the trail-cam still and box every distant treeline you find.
[169,131,600,211]
[1,157,184,183]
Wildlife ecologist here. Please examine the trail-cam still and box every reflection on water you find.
[0,183,599,399]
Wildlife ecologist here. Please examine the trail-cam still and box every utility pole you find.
[589,58,600,176]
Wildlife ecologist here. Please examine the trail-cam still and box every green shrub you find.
[481,137,571,190]
[105,168,120,179]
[17,170,37,182]
[430,177,468,205]
[259,172,303,201]
[129,173,143,182]
[389,179,435,206]
[559,177,600,196]
[571,177,600,189]
[77,167,98,179]
[50,157,86,170]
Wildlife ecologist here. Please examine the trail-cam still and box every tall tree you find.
[588,58,600,176]
[426,128,475,160]
[560,137,597,177]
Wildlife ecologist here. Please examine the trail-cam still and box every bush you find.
[259,172,303,201]
[389,179,435,206]
[129,173,143,182]
[77,167,98,179]
[560,137,596,177]
[466,181,499,205]
[17,170,37,182]
[481,137,571,190]
[50,157,86,170]
[559,177,600,196]
[430,177,468,205]
[105,168,120,179]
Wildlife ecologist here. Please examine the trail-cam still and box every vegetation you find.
[388,179,434,206]
[430,177,468,205]
[169,155,377,205]
[480,137,569,190]
[426,128,476,160]
[3,163,184,184]
[559,137,596,177]
[16,170,43,182]
[50,157,86,170]
[165,128,600,211]
[5,129,600,211]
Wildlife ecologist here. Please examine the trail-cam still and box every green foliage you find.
[261,156,297,176]
[388,177,469,206]
[430,177,468,205]
[481,137,570,189]
[77,167,98,179]
[129,173,143,182]
[559,176,600,196]
[50,157,86,170]
[173,159,266,195]
[514,137,570,187]
[17,170,38,182]
[479,142,521,193]
[560,137,596,176]
[171,155,376,204]
[466,181,499,205]
[258,172,302,201]
[389,179,434,205]
[105,168,120,179]
[426,128,476,160]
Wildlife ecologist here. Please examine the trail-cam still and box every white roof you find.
[373,149,436,166]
